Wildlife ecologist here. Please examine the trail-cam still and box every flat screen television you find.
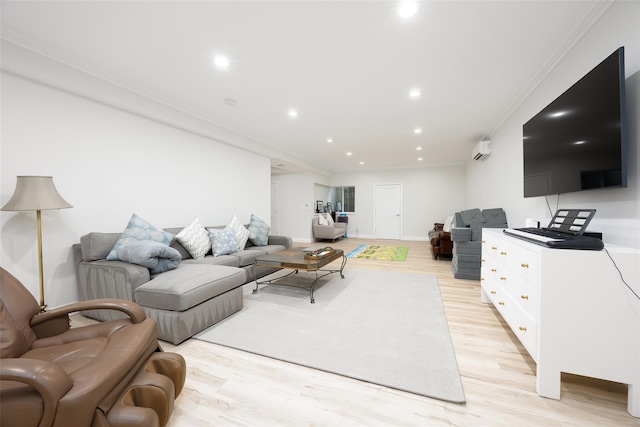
[523,47,627,198]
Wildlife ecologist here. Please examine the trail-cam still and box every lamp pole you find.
[36,209,46,310]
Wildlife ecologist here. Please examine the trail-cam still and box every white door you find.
[375,184,401,239]
[270,182,279,235]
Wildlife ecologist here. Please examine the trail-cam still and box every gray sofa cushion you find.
[451,227,472,242]
[134,264,246,312]
[460,208,484,226]
[256,244,286,254]
[233,249,267,267]
[182,255,240,268]
[482,208,507,224]
[452,240,482,255]
[165,227,195,260]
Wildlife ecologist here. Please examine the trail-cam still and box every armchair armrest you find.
[31,299,147,338]
[1,358,73,427]
[32,299,147,329]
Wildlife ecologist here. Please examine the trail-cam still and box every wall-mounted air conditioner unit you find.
[472,140,491,160]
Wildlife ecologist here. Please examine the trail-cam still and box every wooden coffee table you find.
[252,247,347,303]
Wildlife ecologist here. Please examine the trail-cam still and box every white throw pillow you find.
[443,216,454,232]
[318,214,329,225]
[176,217,211,259]
[325,213,335,225]
[226,214,250,250]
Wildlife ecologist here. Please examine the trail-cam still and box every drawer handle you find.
[490,291,496,295]
[491,268,497,272]
[500,277,507,281]
[521,295,529,300]
[519,326,527,332]
[491,246,497,250]
[500,251,507,255]
[521,263,529,268]
[480,277,484,281]
[498,301,505,306]
[481,259,485,262]
[481,240,486,243]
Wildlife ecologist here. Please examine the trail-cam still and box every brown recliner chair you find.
[0,267,186,427]
[429,222,453,260]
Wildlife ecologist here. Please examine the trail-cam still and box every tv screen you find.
[523,47,627,198]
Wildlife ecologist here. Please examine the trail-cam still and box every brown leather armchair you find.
[0,267,186,427]
[429,222,453,260]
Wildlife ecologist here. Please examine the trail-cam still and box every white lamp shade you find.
[1,176,72,211]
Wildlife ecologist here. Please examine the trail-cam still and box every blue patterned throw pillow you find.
[107,213,174,261]
[248,214,270,246]
[226,214,250,250]
[210,227,240,257]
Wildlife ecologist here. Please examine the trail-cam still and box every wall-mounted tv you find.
[523,47,627,198]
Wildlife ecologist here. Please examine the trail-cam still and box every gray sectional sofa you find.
[73,225,292,344]
[450,208,507,280]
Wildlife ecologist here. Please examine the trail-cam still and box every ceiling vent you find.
[472,140,491,161]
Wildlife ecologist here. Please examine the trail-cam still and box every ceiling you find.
[1,1,612,175]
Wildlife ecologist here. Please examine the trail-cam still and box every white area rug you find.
[195,268,465,403]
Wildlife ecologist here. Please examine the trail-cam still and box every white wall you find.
[272,172,331,243]
[467,0,640,249]
[1,66,271,308]
[331,165,466,239]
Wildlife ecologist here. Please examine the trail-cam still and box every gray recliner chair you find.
[450,208,508,280]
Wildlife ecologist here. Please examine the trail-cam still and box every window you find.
[330,186,355,212]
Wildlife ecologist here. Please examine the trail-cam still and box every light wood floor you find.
[73,238,637,426]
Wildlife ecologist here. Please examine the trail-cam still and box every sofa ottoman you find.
[134,264,246,344]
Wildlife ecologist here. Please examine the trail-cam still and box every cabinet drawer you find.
[496,292,538,359]
[481,278,502,307]
[493,239,539,287]
[507,276,538,320]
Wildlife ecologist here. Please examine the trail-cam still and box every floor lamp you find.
[1,176,72,311]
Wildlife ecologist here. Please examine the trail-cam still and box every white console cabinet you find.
[480,228,640,417]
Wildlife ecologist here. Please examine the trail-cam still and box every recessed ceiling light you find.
[398,1,420,18]
[326,138,334,143]
[359,161,365,165]
[288,109,298,118]
[346,152,352,156]
[409,89,421,98]
[414,128,422,134]
[416,146,422,151]
[213,54,230,69]
[418,157,423,161]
